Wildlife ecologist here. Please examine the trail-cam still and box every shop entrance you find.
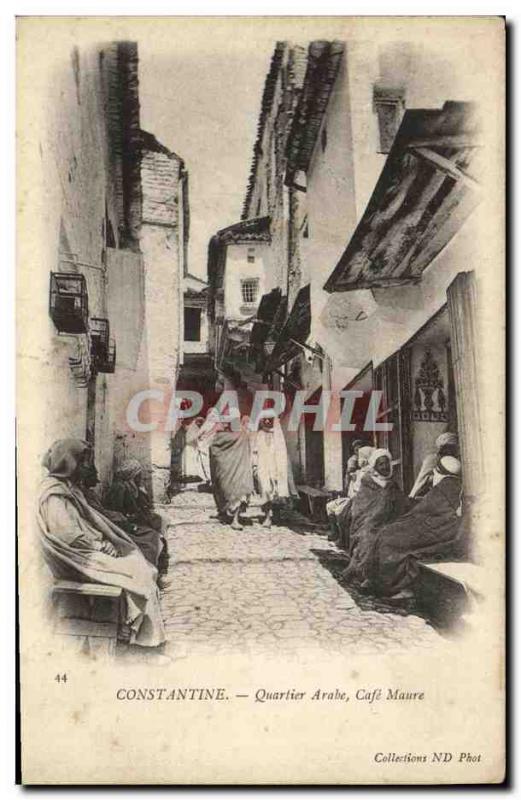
[374,306,458,494]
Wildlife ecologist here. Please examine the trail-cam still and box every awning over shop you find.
[268,295,288,341]
[266,284,311,370]
[216,318,249,368]
[250,287,283,347]
[324,101,482,293]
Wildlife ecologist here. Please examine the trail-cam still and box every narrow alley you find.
[159,491,440,658]
[17,17,503,786]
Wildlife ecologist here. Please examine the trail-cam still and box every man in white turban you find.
[409,432,459,499]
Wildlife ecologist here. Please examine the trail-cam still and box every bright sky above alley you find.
[139,39,274,280]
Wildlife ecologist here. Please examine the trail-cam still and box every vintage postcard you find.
[17,16,505,784]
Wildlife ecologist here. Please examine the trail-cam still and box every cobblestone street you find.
[159,490,440,658]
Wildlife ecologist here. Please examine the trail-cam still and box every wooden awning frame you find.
[324,102,482,293]
[266,284,312,371]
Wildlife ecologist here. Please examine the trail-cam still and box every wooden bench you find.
[296,485,333,523]
[52,580,123,657]
[416,561,484,627]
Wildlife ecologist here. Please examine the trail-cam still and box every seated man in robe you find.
[103,459,170,589]
[37,439,167,657]
[369,455,464,600]
[334,445,376,550]
[341,449,409,586]
[326,439,367,542]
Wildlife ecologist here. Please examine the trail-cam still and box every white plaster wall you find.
[139,222,182,499]
[305,50,359,316]
[323,364,344,491]
[106,247,152,481]
[18,45,118,491]
[223,243,267,319]
[17,43,127,626]
[301,48,372,489]
[344,41,386,221]
[140,224,181,383]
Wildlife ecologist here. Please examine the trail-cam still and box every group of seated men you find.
[37,439,170,657]
[326,433,463,602]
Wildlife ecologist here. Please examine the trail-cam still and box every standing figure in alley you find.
[104,458,170,590]
[252,412,290,528]
[184,416,211,483]
[209,406,254,530]
[37,439,166,652]
[193,405,223,483]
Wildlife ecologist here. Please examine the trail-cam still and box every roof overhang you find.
[324,102,482,293]
[285,41,344,187]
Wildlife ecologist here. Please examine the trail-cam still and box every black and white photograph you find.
[15,15,505,785]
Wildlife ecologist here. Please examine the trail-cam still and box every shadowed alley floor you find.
[159,490,440,658]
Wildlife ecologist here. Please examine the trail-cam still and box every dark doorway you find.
[184,306,202,342]
[303,388,325,487]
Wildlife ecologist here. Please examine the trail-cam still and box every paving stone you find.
[159,490,440,657]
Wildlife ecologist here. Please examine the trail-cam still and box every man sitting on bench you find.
[37,439,167,658]
[101,459,171,590]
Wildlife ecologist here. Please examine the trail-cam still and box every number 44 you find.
[54,673,67,683]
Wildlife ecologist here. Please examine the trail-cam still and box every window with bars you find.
[241,278,259,305]
[247,247,255,264]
